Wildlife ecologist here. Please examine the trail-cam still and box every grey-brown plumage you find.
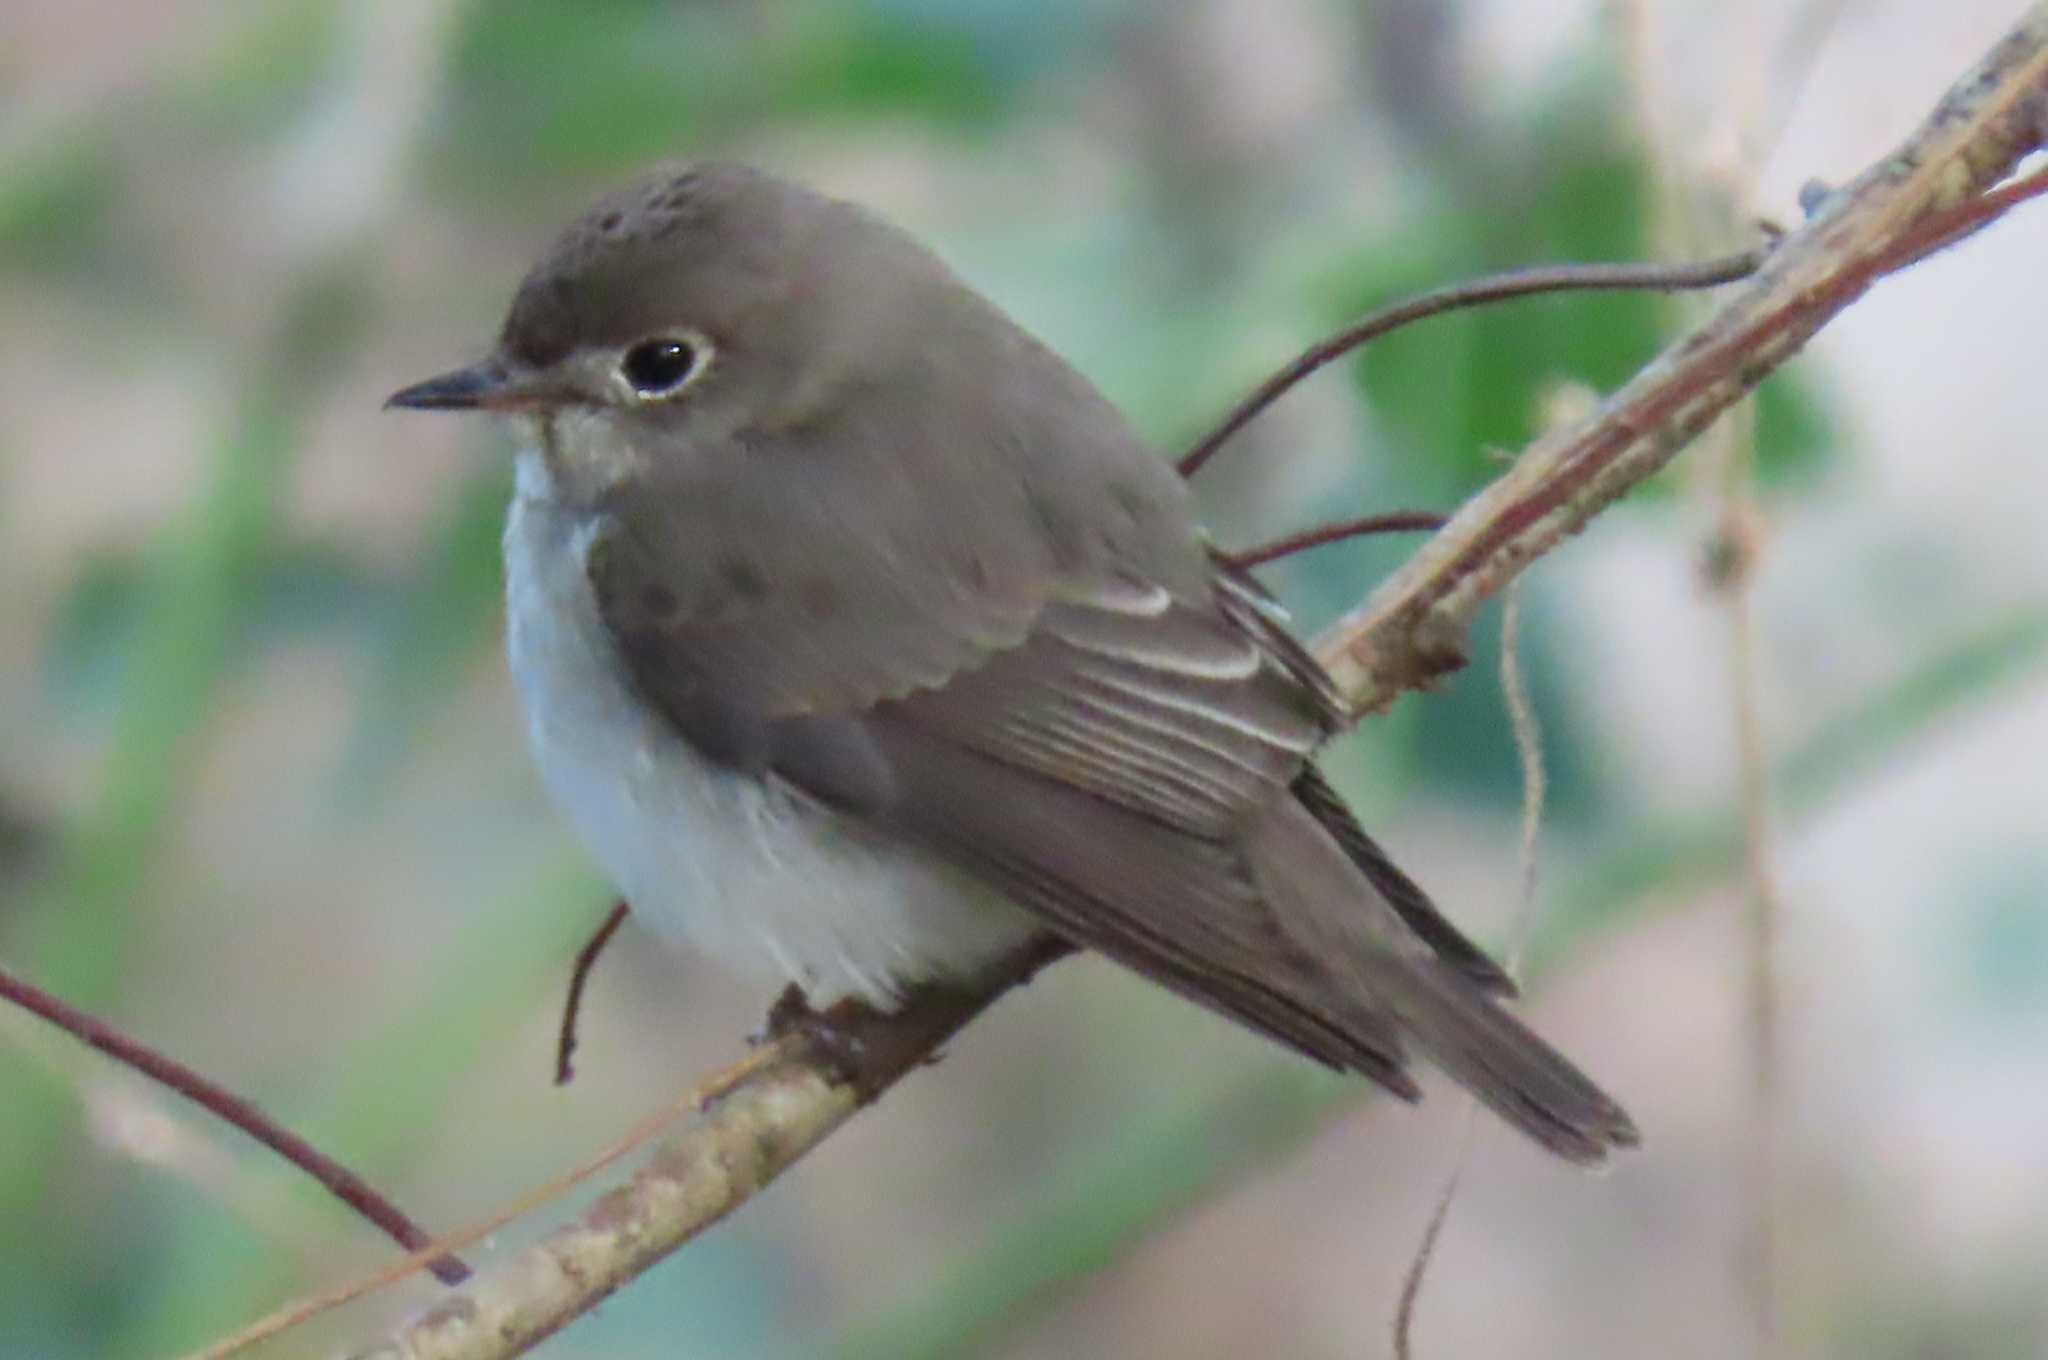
[388,163,1637,1163]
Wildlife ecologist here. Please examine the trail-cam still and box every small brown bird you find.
[389,164,1637,1163]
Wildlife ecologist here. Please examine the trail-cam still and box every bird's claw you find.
[759,986,880,1094]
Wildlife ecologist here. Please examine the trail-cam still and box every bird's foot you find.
[758,985,889,1098]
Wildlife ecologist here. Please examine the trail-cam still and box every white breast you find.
[500,451,1039,1007]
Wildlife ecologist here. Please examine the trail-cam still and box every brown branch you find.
[554,900,630,1086]
[1225,512,1448,570]
[1315,30,2048,712]
[301,942,1068,1360]
[0,962,470,1286]
[1177,250,1767,479]
[189,1036,805,1360]
[269,12,2048,1358]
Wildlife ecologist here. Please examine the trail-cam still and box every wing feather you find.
[903,591,1333,833]
[589,518,1634,1154]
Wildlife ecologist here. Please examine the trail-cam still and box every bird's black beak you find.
[385,359,543,412]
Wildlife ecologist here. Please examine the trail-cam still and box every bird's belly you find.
[500,475,1039,1007]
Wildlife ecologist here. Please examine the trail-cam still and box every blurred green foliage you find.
[1958,860,2048,1019]
[2,249,380,1337]
[1336,113,1663,496]
[0,136,121,272]
[343,462,514,792]
[181,0,339,129]
[436,0,1069,184]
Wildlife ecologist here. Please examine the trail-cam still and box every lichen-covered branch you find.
[319,11,2048,1358]
[313,945,1069,1360]
[1317,7,2048,711]
[351,1066,856,1360]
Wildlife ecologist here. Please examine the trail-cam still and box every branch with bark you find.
[210,10,2048,1357]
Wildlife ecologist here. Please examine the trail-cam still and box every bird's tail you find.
[1246,796,1638,1164]
[1360,952,1639,1165]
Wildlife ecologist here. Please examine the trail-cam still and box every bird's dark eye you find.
[620,338,699,396]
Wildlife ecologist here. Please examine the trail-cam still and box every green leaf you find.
[1328,99,1659,491]
[1,251,379,1244]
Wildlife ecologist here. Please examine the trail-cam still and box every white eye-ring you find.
[617,331,713,400]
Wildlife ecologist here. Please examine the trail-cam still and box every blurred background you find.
[3,1,2046,1356]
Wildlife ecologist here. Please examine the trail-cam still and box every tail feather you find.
[1247,795,1638,1164]
[1292,768,1517,996]
[1364,955,1640,1165]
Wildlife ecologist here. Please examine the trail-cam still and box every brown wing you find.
[1291,765,1516,997]
[844,579,1631,1158]
[593,522,1633,1159]
[1212,558,1516,995]
[592,489,1414,1067]
[887,575,1332,834]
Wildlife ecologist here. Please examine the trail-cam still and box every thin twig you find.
[189,1038,797,1360]
[1316,105,2048,710]
[1618,1,1789,1338]
[1880,160,2048,264]
[1710,489,1785,1357]
[1224,511,1448,569]
[1392,1148,1468,1360]
[1177,250,1767,479]
[1729,525,1785,1355]
[1500,589,1550,972]
[1691,4,1791,1334]
[1394,585,1548,1358]
[214,941,1071,1359]
[0,963,469,1286]
[1,0,474,1312]
[554,900,630,1086]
